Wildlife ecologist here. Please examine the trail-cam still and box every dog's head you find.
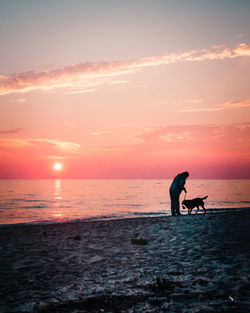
[182,200,187,209]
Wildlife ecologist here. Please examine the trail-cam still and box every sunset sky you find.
[0,0,250,179]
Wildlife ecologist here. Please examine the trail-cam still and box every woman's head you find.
[181,171,189,178]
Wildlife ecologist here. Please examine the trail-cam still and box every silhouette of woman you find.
[169,172,189,216]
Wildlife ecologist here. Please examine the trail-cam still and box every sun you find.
[54,163,62,171]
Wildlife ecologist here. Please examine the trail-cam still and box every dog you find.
[182,196,208,215]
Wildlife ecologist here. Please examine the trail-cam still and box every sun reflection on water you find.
[54,179,62,200]
[53,179,63,218]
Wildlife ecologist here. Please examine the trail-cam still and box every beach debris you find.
[156,277,169,289]
[88,255,104,264]
[42,231,55,237]
[131,232,148,245]
[68,235,81,241]
[73,235,81,241]
[148,276,182,293]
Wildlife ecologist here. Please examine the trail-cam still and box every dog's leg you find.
[201,204,206,214]
[195,206,199,214]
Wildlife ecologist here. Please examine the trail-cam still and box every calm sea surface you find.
[0,179,250,225]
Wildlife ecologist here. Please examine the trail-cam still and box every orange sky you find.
[0,1,250,178]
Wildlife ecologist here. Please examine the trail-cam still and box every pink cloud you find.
[181,99,250,112]
[9,98,27,103]
[0,43,249,95]
[0,128,23,134]
[0,137,81,152]
[133,123,250,153]
[90,130,111,136]
[31,138,82,152]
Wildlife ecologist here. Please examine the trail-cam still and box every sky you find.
[0,0,250,179]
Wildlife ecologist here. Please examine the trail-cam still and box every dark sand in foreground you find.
[1,211,250,313]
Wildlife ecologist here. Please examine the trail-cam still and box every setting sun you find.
[54,163,62,171]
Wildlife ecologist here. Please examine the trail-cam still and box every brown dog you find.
[182,196,208,214]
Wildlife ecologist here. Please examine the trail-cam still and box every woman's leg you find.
[170,189,175,216]
[175,193,181,215]
[170,189,180,216]
[170,190,180,216]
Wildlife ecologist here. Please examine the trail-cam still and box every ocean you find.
[0,179,250,226]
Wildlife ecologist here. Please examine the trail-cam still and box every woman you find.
[169,172,189,216]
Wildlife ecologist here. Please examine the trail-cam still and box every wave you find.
[1,207,250,228]
[22,205,49,209]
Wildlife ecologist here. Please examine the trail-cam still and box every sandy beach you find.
[1,210,250,313]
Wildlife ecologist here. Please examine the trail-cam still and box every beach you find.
[1,210,250,313]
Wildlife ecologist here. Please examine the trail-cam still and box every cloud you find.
[0,138,30,148]
[0,128,23,134]
[31,138,81,151]
[0,43,249,95]
[41,155,67,160]
[220,100,250,109]
[134,123,250,149]
[9,98,27,103]
[135,125,198,144]
[181,99,250,112]
[211,44,225,49]
[65,89,96,95]
[0,137,81,152]
[90,130,111,136]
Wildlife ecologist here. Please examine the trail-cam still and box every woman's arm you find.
[178,178,187,192]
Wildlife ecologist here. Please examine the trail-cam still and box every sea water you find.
[0,179,250,225]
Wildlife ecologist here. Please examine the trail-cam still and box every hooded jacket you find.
[170,174,186,194]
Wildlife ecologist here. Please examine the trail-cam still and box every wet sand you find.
[1,210,250,313]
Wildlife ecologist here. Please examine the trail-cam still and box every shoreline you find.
[1,206,250,229]
[1,210,250,312]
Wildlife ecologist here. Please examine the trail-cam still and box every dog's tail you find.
[202,196,208,200]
